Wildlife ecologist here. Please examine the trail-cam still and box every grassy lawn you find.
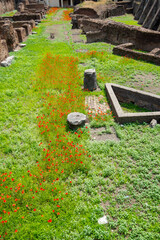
[0,8,160,240]
[110,14,140,26]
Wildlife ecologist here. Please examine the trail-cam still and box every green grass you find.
[110,14,140,26]
[0,9,160,240]
[0,10,17,17]
[120,102,150,113]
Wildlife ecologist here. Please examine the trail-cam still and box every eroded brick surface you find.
[85,95,110,116]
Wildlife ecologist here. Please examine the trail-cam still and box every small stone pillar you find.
[84,69,97,91]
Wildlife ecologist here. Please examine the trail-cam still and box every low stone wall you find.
[105,83,160,124]
[113,43,160,66]
[25,3,48,13]
[13,22,32,35]
[12,13,41,21]
[112,84,160,112]
[81,19,160,52]
[12,20,35,28]
[74,8,99,18]
[71,14,89,29]
[106,5,125,18]
[79,17,101,33]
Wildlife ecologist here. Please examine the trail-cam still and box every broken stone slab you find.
[84,69,97,91]
[67,112,87,129]
[19,43,26,47]
[150,48,160,56]
[1,56,15,67]
[150,119,157,128]
[98,216,108,225]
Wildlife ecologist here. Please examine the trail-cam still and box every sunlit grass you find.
[110,14,140,26]
[0,7,160,240]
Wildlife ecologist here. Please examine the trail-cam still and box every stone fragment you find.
[50,33,55,39]
[67,112,87,129]
[84,69,97,91]
[98,216,108,225]
[150,119,157,128]
[19,43,26,47]
[150,48,160,56]
[32,31,37,34]
[1,56,14,67]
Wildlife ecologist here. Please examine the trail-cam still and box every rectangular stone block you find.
[15,27,27,43]
[0,39,8,62]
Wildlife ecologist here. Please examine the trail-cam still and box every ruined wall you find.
[0,0,15,15]
[81,19,160,52]
[113,43,160,66]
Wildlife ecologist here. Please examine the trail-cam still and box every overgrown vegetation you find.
[110,14,140,26]
[0,8,160,240]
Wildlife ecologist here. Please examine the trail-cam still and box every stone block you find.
[0,39,8,62]
[67,112,87,129]
[84,69,97,91]
[1,56,14,67]
[15,27,26,43]
[1,22,19,51]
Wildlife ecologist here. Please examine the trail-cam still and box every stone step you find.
[148,7,160,30]
[134,0,148,20]
[142,0,159,28]
[132,0,141,15]
[138,0,154,25]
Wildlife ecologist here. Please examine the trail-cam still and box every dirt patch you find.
[71,29,86,43]
[101,200,110,210]
[126,73,160,94]
[76,49,88,53]
[90,126,120,142]
[45,24,66,41]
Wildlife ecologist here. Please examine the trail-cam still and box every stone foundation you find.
[105,83,160,124]
[13,21,33,35]
[113,43,160,66]
[80,19,160,52]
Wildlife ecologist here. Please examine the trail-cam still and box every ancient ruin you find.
[0,0,48,64]
[105,83,160,124]
[113,43,160,66]
[70,0,160,65]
